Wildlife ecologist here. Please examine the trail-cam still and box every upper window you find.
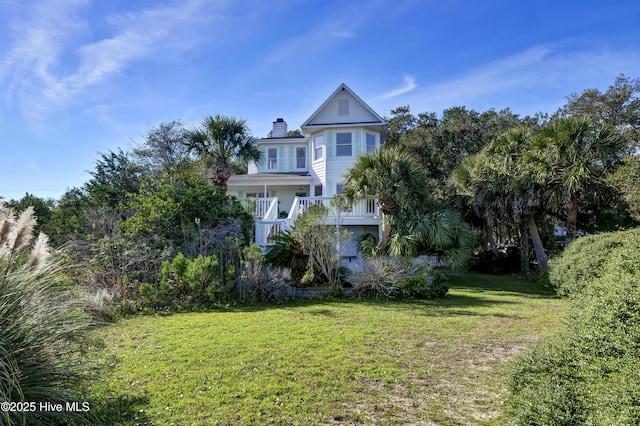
[366,133,376,153]
[336,133,352,157]
[267,148,277,170]
[338,99,349,115]
[296,147,306,169]
[314,135,324,161]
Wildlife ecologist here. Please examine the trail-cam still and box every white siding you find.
[254,141,311,173]
[308,91,380,125]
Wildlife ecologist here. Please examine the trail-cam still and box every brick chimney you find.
[272,118,287,138]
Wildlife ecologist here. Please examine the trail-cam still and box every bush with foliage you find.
[235,245,294,304]
[0,206,96,425]
[140,253,234,309]
[507,229,640,425]
[548,228,640,296]
[350,256,448,299]
[264,230,308,284]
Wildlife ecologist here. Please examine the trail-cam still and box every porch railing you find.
[243,196,379,248]
[291,197,378,219]
[255,197,289,247]
[240,197,276,219]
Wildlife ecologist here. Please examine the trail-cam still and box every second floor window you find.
[366,133,376,153]
[336,133,352,157]
[296,147,306,169]
[314,135,324,161]
[267,148,277,170]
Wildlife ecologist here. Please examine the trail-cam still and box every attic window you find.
[338,99,349,115]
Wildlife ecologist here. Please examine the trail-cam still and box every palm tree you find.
[186,114,261,188]
[342,147,430,248]
[452,127,548,271]
[527,117,624,244]
[485,127,548,271]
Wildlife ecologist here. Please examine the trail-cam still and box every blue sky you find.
[1,0,639,201]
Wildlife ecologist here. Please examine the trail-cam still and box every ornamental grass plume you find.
[0,204,95,425]
[28,232,51,275]
[7,206,36,252]
[0,207,14,245]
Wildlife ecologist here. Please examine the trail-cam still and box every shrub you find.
[350,257,448,299]
[507,229,640,425]
[234,244,294,304]
[140,253,233,309]
[264,230,308,285]
[235,266,294,304]
[549,228,640,296]
[0,205,95,425]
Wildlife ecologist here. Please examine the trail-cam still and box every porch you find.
[239,196,380,248]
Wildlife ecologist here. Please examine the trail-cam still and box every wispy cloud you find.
[388,43,640,115]
[380,75,417,99]
[0,0,216,116]
[331,31,354,39]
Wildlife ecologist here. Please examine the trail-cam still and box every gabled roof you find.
[301,83,386,129]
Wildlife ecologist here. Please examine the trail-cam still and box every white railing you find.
[255,197,288,247]
[255,196,380,248]
[240,197,276,219]
[292,197,378,219]
[256,220,288,247]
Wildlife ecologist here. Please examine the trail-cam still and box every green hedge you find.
[507,229,640,425]
[548,228,640,296]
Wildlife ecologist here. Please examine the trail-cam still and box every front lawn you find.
[83,274,565,425]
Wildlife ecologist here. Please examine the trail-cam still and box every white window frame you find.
[336,132,352,157]
[267,148,277,170]
[366,133,376,153]
[296,147,306,169]
[314,135,324,161]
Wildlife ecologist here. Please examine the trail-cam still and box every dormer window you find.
[338,99,349,115]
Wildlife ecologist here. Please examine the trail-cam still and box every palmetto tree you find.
[527,116,624,244]
[453,127,548,271]
[342,147,430,248]
[186,115,261,188]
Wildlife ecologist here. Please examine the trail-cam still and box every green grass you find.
[83,274,566,425]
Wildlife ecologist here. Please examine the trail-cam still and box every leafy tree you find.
[85,149,143,209]
[527,117,625,244]
[612,154,640,222]
[132,120,192,177]
[558,74,640,153]
[287,129,303,137]
[186,114,261,187]
[6,193,54,235]
[45,188,92,248]
[386,105,542,189]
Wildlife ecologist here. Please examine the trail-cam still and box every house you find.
[227,83,387,262]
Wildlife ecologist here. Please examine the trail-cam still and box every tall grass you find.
[0,205,95,425]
